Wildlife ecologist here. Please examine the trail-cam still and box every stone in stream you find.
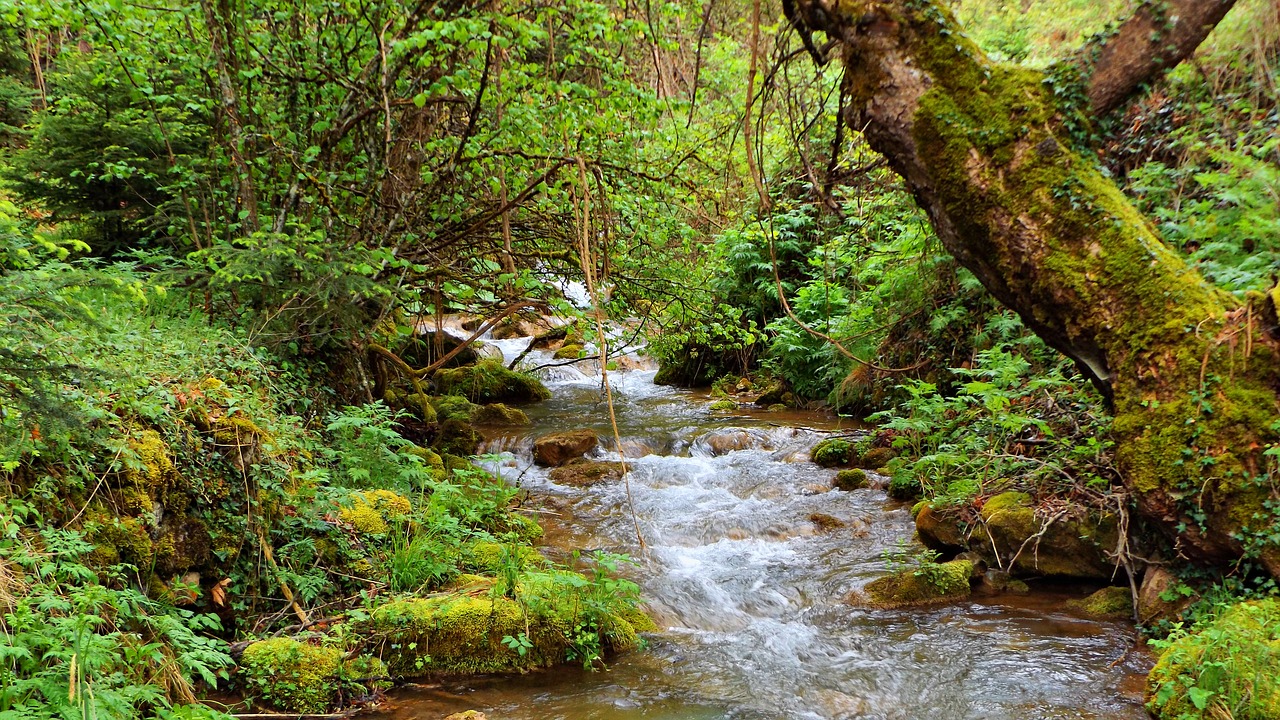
[471,402,530,426]
[533,429,599,466]
[444,712,488,720]
[833,468,869,491]
[700,429,772,455]
[854,559,974,608]
[1065,586,1132,619]
[549,459,624,487]
[809,512,845,532]
[913,492,1120,580]
[1137,565,1196,624]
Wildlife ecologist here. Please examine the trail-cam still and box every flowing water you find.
[381,330,1153,720]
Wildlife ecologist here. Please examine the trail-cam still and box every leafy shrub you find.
[1148,598,1280,719]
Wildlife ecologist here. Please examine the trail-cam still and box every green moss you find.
[554,344,584,359]
[84,513,154,567]
[471,403,530,426]
[339,490,413,534]
[433,418,482,457]
[618,604,658,633]
[1066,586,1133,620]
[834,469,869,491]
[239,638,344,713]
[811,438,854,467]
[430,394,480,423]
[978,492,1038,550]
[1147,598,1280,719]
[504,512,544,542]
[460,541,542,573]
[857,447,896,470]
[434,360,551,404]
[363,595,547,676]
[860,559,973,608]
[709,399,737,412]
[402,444,446,480]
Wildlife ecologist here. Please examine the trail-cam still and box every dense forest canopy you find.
[1,0,1279,717]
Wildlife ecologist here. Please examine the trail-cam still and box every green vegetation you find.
[1148,599,1280,719]
[0,0,1277,716]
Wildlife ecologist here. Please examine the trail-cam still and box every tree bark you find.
[1075,0,1239,117]
[794,0,1280,573]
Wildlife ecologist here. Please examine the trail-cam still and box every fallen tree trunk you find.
[794,0,1280,573]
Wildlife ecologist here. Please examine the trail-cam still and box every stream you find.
[379,330,1153,720]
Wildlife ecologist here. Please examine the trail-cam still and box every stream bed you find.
[378,334,1153,720]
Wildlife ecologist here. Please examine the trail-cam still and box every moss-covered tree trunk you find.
[796,0,1280,572]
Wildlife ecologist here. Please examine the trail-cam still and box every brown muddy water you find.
[376,333,1153,720]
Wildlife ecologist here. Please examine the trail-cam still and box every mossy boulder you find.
[239,638,384,713]
[709,399,738,412]
[433,418,483,456]
[553,343,585,359]
[533,429,599,467]
[430,394,480,423]
[459,540,542,573]
[549,459,624,487]
[401,444,447,480]
[833,469,869,491]
[472,403,530,426]
[1147,598,1280,719]
[753,381,790,407]
[857,446,896,469]
[1066,586,1132,620]
[914,503,967,554]
[972,491,1119,579]
[858,559,974,608]
[434,360,550,404]
[360,592,614,676]
[811,438,854,467]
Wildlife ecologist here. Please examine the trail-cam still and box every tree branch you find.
[1076,0,1238,116]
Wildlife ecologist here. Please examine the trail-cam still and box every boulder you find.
[809,513,845,532]
[553,343,585,359]
[914,503,967,554]
[549,459,624,487]
[472,403,530,426]
[239,638,384,713]
[434,360,551,404]
[978,568,1029,594]
[971,491,1119,579]
[433,419,482,457]
[856,559,973,608]
[810,437,855,467]
[1137,565,1195,625]
[430,394,479,423]
[1066,586,1133,620]
[833,469,869,491]
[533,429,599,467]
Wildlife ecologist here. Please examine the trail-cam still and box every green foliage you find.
[870,332,1115,506]
[1148,598,1280,719]
[323,403,431,491]
[0,501,233,719]
[1131,144,1280,295]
